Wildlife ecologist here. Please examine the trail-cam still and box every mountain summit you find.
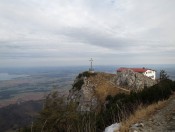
[68,70,157,112]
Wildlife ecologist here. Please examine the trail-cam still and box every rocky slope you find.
[68,72,118,111]
[130,93,175,132]
[68,70,157,112]
[113,69,157,91]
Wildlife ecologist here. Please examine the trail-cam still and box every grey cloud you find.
[62,27,135,49]
[0,0,175,67]
[62,27,174,54]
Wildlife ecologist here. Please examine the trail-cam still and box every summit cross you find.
[89,58,93,71]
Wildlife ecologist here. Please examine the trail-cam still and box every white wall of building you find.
[143,70,156,80]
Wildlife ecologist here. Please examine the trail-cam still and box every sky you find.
[0,0,175,67]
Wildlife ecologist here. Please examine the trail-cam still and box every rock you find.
[133,130,138,132]
[77,81,98,111]
[68,72,99,112]
[68,70,157,112]
[129,123,144,132]
[113,69,156,91]
[104,123,121,132]
[131,123,144,128]
[172,116,175,120]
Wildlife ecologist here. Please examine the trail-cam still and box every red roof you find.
[117,67,148,73]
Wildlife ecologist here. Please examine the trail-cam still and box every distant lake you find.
[0,73,29,81]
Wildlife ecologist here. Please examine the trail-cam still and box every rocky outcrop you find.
[129,94,175,132]
[68,70,157,112]
[68,71,118,112]
[68,72,98,112]
[113,69,157,91]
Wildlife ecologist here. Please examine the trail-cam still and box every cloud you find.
[0,0,175,67]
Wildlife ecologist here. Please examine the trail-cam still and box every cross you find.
[89,58,93,71]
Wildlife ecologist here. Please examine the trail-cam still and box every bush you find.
[22,91,98,132]
[22,79,175,132]
[171,81,175,91]
[160,70,169,80]
[73,71,97,90]
[96,79,175,130]
[77,71,97,78]
[73,79,84,90]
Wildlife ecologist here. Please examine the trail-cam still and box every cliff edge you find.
[68,70,157,112]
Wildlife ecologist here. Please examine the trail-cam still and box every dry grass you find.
[88,72,128,102]
[119,100,167,132]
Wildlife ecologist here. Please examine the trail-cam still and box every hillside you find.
[0,100,43,132]
[139,92,175,131]
[68,70,156,111]
[85,72,129,102]
[25,70,175,132]
[125,92,175,132]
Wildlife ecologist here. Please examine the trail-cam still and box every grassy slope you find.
[87,72,129,103]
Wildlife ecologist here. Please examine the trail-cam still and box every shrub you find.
[77,71,97,78]
[172,81,175,91]
[22,79,175,132]
[73,79,84,90]
[96,79,174,130]
[159,70,169,80]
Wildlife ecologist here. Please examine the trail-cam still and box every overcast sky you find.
[0,0,175,67]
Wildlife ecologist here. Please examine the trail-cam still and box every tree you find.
[160,70,169,81]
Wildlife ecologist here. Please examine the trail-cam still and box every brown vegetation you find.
[88,72,129,103]
[120,100,167,132]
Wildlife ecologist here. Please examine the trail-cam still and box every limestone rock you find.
[68,70,157,112]
[68,73,98,112]
[113,69,157,91]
